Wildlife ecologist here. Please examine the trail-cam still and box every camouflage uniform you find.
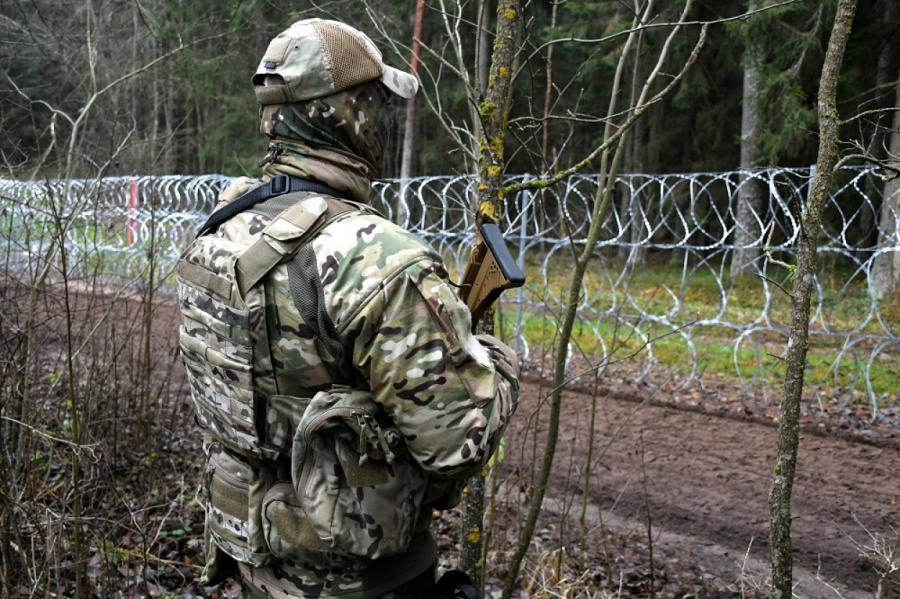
[178,19,520,599]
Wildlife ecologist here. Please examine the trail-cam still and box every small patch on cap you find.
[264,60,277,70]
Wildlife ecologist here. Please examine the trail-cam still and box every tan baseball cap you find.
[252,18,419,104]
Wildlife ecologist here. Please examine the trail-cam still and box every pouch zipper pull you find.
[356,412,370,466]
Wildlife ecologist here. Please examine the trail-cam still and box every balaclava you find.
[252,18,417,203]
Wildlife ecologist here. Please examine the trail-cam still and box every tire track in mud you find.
[502,381,899,595]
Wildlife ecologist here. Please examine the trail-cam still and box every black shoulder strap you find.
[196,175,352,238]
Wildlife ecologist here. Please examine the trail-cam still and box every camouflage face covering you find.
[260,81,393,178]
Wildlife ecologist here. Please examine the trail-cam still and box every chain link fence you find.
[1,167,897,416]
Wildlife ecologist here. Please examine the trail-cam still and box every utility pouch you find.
[199,531,239,587]
[260,483,330,561]
[291,387,428,559]
[202,444,273,568]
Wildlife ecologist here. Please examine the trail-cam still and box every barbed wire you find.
[1,166,897,417]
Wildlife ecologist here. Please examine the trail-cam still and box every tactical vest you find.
[177,180,430,586]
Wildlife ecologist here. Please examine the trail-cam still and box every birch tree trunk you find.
[768,1,857,596]
[731,0,765,280]
[621,25,645,263]
[618,110,644,262]
[637,102,663,266]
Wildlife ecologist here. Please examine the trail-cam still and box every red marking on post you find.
[127,177,138,245]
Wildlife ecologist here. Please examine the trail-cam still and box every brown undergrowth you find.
[2,280,894,597]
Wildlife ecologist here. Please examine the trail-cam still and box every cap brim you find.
[380,65,418,99]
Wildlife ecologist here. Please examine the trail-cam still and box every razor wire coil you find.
[1,166,897,417]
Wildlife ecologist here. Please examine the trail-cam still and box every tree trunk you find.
[195,103,204,173]
[731,0,765,280]
[149,25,161,172]
[474,0,518,228]
[619,14,643,263]
[871,65,900,299]
[397,0,426,225]
[131,1,140,173]
[859,0,900,255]
[768,2,857,597]
[476,0,492,94]
[459,0,519,588]
[458,466,488,590]
[540,0,557,171]
[163,78,174,173]
[618,112,643,263]
[638,102,663,266]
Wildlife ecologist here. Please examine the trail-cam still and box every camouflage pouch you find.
[201,443,273,568]
[260,483,330,560]
[288,387,428,559]
[198,528,238,586]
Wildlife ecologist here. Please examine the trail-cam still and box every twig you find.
[758,274,793,298]
[513,0,799,82]
[501,24,708,195]
[0,416,99,460]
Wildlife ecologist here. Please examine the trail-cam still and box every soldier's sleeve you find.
[345,259,520,478]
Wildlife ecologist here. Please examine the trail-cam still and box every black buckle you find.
[270,174,288,195]
[435,570,479,599]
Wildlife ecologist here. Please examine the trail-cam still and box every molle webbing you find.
[178,190,361,459]
[233,195,357,297]
[180,184,395,573]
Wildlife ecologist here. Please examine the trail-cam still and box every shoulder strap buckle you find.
[270,174,288,195]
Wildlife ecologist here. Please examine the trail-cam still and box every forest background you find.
[4,0,894,181]
[1,0,899,598]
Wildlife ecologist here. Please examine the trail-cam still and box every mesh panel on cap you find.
[314,22,382,91]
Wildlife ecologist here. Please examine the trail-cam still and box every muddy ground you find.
[497,379,899,597]
[7,285,897,597]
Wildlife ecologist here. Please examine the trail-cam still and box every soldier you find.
[176,18,520,599]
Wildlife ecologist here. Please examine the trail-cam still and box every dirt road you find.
[502,381,899,596]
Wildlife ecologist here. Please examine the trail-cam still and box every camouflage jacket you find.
[181,173,520,595]
[218,175,520,474]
